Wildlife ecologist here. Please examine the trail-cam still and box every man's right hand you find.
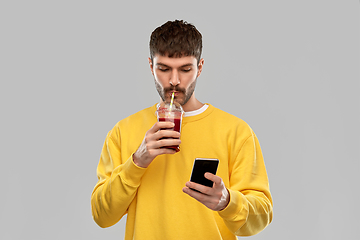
[133,122,181,168]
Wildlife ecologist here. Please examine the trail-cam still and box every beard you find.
[155,79,197,106]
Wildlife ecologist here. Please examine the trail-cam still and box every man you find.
[91,20,273,239]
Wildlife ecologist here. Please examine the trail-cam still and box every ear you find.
[197,58,204,78]
[148,57,154,75]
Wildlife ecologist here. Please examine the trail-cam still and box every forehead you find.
[153,54,197,67]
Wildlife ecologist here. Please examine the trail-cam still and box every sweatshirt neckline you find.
[151,103,214,123]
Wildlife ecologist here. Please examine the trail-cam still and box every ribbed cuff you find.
[118,154,147,187]
[218,189,248,219]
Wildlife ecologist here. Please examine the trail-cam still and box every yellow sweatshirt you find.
[91,104,273,239]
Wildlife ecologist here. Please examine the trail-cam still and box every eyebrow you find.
[156,63,195,68]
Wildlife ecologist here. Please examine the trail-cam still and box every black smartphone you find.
[190,158,219,191]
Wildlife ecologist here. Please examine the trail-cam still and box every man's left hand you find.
[182,173,230,211]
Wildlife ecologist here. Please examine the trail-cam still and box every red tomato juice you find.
[158,117,181,151]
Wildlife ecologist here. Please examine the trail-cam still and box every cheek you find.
[182,72,197,85]
[154,72,167,84]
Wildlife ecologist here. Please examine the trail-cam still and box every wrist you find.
[218,188,230,211]
[132,153,148,168]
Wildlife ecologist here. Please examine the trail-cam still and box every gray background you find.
[1,0,359,239]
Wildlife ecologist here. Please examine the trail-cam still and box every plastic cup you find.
[156,102,184,152]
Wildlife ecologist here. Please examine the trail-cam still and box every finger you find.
[185,181,212,195]
[150,147,178,156]
[158,121,176,129]
[144,127,180,147]
[204,172,222,186]
[152,138,181,149]
[154,129,181,140]
[182,186,210,202]
[150,121,175,133]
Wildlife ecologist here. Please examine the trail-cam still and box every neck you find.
[182,98,204,112]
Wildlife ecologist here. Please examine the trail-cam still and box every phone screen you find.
[190,158,219,188]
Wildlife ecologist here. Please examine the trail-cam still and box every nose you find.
[169,70,180,86]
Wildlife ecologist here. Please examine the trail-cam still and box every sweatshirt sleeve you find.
[218,130,273,236]
[91,130,147,228]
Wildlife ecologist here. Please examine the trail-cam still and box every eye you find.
[158,67,169,72]
[182,68,191,72]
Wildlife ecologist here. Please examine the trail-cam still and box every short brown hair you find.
[149,20,202,63]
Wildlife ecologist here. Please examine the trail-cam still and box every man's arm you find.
[183,130,273,236]
[91,132,145,228]
[91,122,181,228]
[220,131,273,236]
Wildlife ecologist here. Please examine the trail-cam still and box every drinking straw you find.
[169,92,175,110]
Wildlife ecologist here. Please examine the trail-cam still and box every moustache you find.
[164,86,186,95]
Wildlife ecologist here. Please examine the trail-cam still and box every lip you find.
[169,91,179,97]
